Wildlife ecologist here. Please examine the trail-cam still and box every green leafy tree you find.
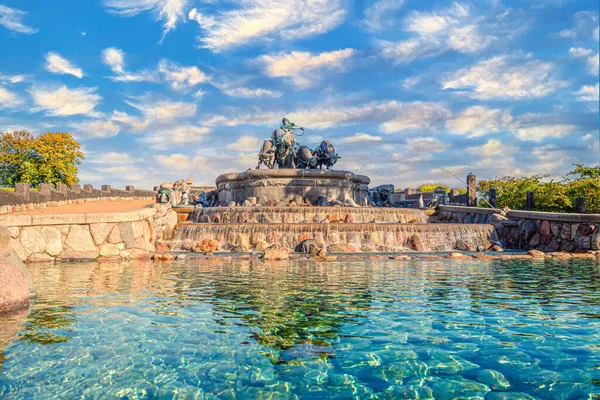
[0,130,84,187]
[477,164,600,213]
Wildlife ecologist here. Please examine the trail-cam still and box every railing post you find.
[526,191,534,211]
[489,188,497,208]
[576,197,586,213]
[467,174,476,207]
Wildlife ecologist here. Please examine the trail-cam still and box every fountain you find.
[160,118,498,253]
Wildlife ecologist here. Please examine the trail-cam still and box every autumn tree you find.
[0,131,84,187]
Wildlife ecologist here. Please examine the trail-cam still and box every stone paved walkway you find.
[11,199,154,215]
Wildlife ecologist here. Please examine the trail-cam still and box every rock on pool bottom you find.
[0,258,599,399]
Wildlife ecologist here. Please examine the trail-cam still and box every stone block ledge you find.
[438,205,499,215]
[0,207,157,227]
[507,210,600,223]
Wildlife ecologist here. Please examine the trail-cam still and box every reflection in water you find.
[0,258,598,398]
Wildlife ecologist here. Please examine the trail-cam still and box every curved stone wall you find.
[216,169,371,205]
[0,207,169,263]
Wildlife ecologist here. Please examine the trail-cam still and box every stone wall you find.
[0,183,156,214]
[434,206,600,252]
[0,205,178,263]
[0,226,36,314]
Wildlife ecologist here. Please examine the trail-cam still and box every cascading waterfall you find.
[172,221,497,252]
[193,206,429,224]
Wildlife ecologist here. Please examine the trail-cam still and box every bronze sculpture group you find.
[257,118,340,170]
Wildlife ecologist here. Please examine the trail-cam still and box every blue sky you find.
[0,0,598,189]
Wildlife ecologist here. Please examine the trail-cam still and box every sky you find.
[0,0,598,190]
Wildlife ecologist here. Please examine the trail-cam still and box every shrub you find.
[477,164,600,213]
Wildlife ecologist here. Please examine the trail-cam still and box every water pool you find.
[0,258,599,399]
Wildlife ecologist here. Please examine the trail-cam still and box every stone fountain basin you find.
[215,169,370,205]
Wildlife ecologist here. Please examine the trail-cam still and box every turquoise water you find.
[0,258,599,399]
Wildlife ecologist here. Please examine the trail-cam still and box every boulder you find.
[546,238,561,252]
[263,247,289,260]
[560,240,576,252]
[90,223,112,245]
[528,233,541,248]
[65,226,96,252]
[560,224,572,240]
[131,221,145,239]
[227,201,237,207]
[540,220,551,236]
[295,239,322,255]
[593,228,600,251]
[0,226,36,314]
[491,245,504,252]
[41,227,63,257]
[455,239,473,252]
[528,250,546,258]
[196,239,219,252]
[411,234,425,252]
[327,243,360,253]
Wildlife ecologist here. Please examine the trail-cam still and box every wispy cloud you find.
[71,120,120,139]
[576,83,599,102]
[0,86,23,109]
[30,85,102,117]
[101,47,158,82]
[158,59,208,91]
[104,0,188,39]
[363,0,404,32]
[446,106,513,137]
[188,0,346,52]
[380,3,496,64]
[139,125,210,150]
[339,133,382,144]
[569,47,599,76]
[0,5,37,34]
[257,49,355,89]
[45,52,83,79]
[226,135,262,151]
[442,54,569,99]
[559,11,598,40]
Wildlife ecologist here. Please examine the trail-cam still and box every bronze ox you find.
[314,140,340,170]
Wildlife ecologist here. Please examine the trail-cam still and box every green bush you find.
[477,164,600,213]
[417,183,449,193]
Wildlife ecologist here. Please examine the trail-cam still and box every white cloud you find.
[89,152,141,164]
[30,85,102,117]
[446,106,513,137]
[102,47,125,74]
[442,55,569,99]
[71,120,120,139]
[381,3,495,64]
[467,139,517,157]
[0,74,25,84]
[405,137,449,153]
[559,11,598,40]
[104,0,188,38]
[379,102,451,134]
[514,124,576,142]
[363,0,404,32]
[576,83,599,102]
[218,86,283,98]
[205,100,450,133]
[0,5,37,34]
[158,59,208,91]
[139,126,210,150]
[339,133,382,144]
[188,0,346,52]
[125,96,196,123]
[102,47,157,82]
[0,86,23,109]
[227,135,262,151]
[45,52,83,79]
[569,47,599,76]
[156,154,207,170]
[258,49,355,89]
